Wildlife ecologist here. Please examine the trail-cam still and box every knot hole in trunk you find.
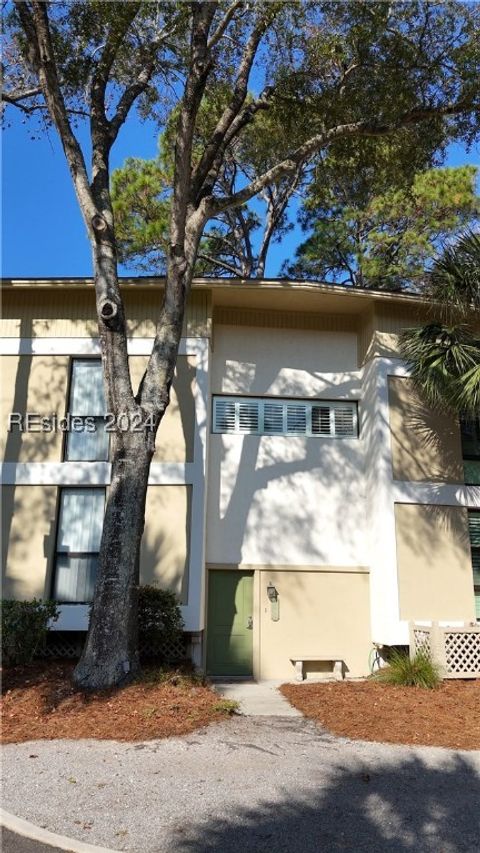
[99,298,118,322]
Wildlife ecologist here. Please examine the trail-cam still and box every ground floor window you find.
[468,512,480,620]
[52,488,105,603]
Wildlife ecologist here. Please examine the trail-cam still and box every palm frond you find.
[400,323,480,414]
[429,230,480,317]
[456,363,480,416]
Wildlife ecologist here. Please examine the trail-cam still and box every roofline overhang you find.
[1,275,430,308]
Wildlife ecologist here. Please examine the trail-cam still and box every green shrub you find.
[2,599,59,665]
[373,649,441,689]
[138,585,184,661]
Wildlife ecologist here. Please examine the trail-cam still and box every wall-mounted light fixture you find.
[267,582,278,602]
[267,582,279,621]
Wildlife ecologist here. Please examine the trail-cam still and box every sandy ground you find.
[2,715,480,853]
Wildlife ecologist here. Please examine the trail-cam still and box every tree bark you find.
[73,239,152,690]
[73,431,152,689]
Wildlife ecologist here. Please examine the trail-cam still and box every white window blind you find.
[54,488,105,603]
[70,360,106,416]
[56,488,104,553]
[66,359,109,461]
[213,397,358,438]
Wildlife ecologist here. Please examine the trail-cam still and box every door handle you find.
[246,616,253,629]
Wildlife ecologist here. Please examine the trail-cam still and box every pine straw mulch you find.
[280,679,480,751]
[1,661,236,744]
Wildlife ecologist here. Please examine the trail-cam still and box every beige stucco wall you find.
[140,485,192,604]
[2,483,192,604]
[258,569,371,679]
[388,377,463,483]
[1,354,196,464]
[1,355,70,462]
[2,485,58,599]
[211,324,358,394]
[207,323,366,567]
[395,503,476,621]
[207,433,367,566]
[129,355,196,462]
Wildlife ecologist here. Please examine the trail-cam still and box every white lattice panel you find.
[412,629,431,658]
[410,621,480,679]
[444,631,480,678]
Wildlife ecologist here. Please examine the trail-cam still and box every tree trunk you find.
[73,232,156,691]
[73,429,153,689]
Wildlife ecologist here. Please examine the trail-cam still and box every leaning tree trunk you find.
[73,429,153,689]
[73,222,200,690]
[73,229,158,689]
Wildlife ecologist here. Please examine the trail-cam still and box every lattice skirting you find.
[412,628,431,659]
[410,622,480,679]
[444,631,480,677]
[39,631,189,663]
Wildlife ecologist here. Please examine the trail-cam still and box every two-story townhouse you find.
[1,277,479,679]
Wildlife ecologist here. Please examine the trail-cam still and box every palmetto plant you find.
[401,231,480,417]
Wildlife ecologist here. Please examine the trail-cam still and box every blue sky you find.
[2,109,479,280]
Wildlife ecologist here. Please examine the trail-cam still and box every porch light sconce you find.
[267,582,280,622]
[267,583,278,602]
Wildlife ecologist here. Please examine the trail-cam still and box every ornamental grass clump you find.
[373,649,441,689]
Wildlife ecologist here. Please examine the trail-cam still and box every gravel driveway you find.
[2,716,480,853]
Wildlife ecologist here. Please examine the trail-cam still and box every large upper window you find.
[460,417,480,485]
[212,396,358,438]
[53,488,105,603]
[65,359,108,461]
[468,512,480,620]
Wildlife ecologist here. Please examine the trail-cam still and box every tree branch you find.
[90,3,141,146]
[208,1,244,50]
[15,2,95,225]
[1,86,42,104]
[208,99,476,216]
[192,7,275,198]
[257,166,303,277]
[197,86,273,199]
[169,2,217,250]
[197,251,242,276]
[107,34,177,144]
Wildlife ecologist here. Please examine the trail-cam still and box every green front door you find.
[206,570,253,676]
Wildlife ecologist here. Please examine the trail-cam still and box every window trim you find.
[212,395,359,438]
